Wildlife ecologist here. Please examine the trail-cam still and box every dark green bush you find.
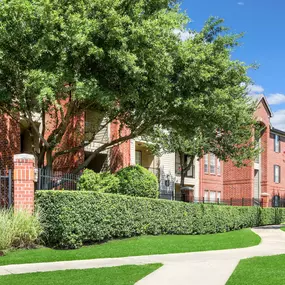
[78,169,119,193]
[115,165,159,198]
[36,191,285,249]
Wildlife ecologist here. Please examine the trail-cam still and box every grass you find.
[0,264,162,285]
[0,229,260,266]
[227,254,285,285]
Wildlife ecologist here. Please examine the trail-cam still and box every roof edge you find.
[257,95,273,118]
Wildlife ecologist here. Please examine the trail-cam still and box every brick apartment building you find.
[120,95,285,205]
[0,95,284,206]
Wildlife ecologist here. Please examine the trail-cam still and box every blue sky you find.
[180,0,285,130]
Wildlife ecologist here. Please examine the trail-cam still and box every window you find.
[204,154,209,173]
[274,134,280,153]
[217,159,221,175]
[217,191,221,201]
[210,153,215,174]
[175,154,195,178]
[135,151,142,165]
[185,156,195,177]
[204,190,209,201]
[210,191,216,202]
[274,165,281,183]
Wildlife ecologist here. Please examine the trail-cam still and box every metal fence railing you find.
[35,168,285,209]
[0,169,12,208]
[36,168,80,190]
[159,192,268,207]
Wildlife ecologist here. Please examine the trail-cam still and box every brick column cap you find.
[14,153,35,162]
[261,192,270,197]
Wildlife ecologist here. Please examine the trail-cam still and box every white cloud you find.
[237,2,245,5]
[248,84,264,94]
[271,109,285,131]
[173,29,195,41]
[247,84,264,101]
[266,93,285,105]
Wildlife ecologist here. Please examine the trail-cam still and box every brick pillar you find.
[261,193,270,208]
[13,154,35,213]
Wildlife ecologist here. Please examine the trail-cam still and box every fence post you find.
[242,198,244,206]
[13,154,35,214]
[230,198,233,206]
[8,169,12,207]
[261,193,270,208]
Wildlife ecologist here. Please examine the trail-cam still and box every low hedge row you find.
[36,191,285,249]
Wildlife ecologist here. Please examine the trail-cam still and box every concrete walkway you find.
[0,226,285,285]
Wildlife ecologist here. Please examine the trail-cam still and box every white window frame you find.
[204,154,209,173]
[274,165,280,183]
[217,191,221,201]
[217,159,221,175]
[210,191,216,202]
[135,150,142,166]
[274,134,280,153]
[175,154,195,178]
[204,190,209,201]
[210,153,215,174]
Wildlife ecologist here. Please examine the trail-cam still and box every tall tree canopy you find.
[148,18,260,187]
[0,0,258,172]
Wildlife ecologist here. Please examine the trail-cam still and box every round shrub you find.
[115,165,159,198]
[78,169,119,193]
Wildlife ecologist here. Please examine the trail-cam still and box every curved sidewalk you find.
[0,225,285,285]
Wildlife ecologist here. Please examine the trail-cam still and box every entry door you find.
[254,170,260,200]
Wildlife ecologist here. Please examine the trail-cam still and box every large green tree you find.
[0,0,185,170]
[148,18,260,188]
[0,0,258,174]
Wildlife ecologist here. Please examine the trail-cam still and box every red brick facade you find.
[223,97,285,205]
[109,121,131,172]
[199,154,223,200]
[2,96,285,208]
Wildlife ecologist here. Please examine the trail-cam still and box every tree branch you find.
[71,132,136,174]
[26,110,51,148]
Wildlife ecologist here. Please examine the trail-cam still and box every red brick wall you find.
[199,154,223,199]
[50,113,85,172]
[109,121,131,172]
[223,160,253,200]
[223,98,271,201]
[13,154,35,213]
[44,100,85,172]
[266,132,285,198]
[0,114,20,171]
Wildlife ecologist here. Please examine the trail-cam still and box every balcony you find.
[135,141,160,179]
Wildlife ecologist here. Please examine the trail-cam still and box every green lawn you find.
[227,254,285,285]
[0,264,162,285]
[0,229,260,266]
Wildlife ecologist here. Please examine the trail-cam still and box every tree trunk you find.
[46,149,53,170]
[179,152,185,188]
[180,154,195,202]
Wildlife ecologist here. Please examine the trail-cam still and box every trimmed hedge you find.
[36,191,285,249]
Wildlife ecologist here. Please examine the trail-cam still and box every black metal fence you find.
[36,168,80,190]
[0,169,12,208]
[35,169,285,209]
[159,192,267,207]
